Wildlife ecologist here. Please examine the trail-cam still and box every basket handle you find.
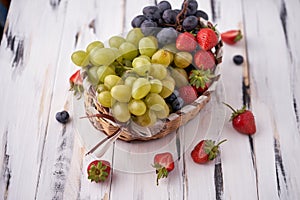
[80,113,116,123]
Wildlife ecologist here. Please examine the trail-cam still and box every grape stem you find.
[175,0,189,32]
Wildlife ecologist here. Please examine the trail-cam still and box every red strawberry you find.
[87,160,111,183]
[189,69,214,95]
[176,32,197,52]
[69,69,83,97]
[191,139,227,164]
[197,28,218,51]
[178,85,198,105]
[195,83,209,94]
[221,30,243,45]
[194,50,216,70]
[223,103,256,135]
[153,152,175,185]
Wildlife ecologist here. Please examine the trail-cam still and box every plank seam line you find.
[240,0,259,199]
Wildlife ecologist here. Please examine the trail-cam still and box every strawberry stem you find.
[222,102,236,113]
[216,139,227,146]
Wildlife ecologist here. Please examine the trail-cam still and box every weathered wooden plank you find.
[33,0,126,199]
[213,0,260,199]
[0,0,70,199]
[242,0,300,199]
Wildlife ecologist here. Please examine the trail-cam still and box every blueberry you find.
[233,55,244,65]
[56,111,70,124]
[195,10,208,20]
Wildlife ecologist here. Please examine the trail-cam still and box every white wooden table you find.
[1,0,300,199]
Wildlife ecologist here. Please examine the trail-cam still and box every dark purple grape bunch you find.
[165,90,184,112]
[131,0,209,37]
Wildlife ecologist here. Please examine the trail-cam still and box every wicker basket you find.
[82,38,223,142]
[84,87,212,141]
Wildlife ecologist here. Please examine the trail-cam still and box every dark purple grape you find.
[165,90,179,104]
[165,94,176,104]
[140,20,158,36]
[173,89,179,97]
[162,9,177,24]
[157,1,172,14]
[172,97,184,112]
[156,27,177,46]
[195,10,208,20]
[173,9,181,16]
[143,6,161,21]
[182,15,198,31]
[157,18,165,27]
[182,0,198,16]
[131,15,147,28]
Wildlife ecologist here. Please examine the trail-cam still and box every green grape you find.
[163,73,176,85]
[71,50,89,67]
[109,36,126,48]
[104,74,123,90]
[96,84,109,93]
[149,64,167,80]
[86,41,104,53]
[97,91,112,108]
[132,57,151,76]
[110,85,132,103]
[89,47,116,66]
[169,67,189,88]
[132,57,151,68]
[154,103,169,119]
[124,76,137,87]
[162,43,178,54]
[138,55,151,62]
[128,99,147,116]
[97,65,116,83]
[144,93,166,111]
[174,51,193,68]
[87,66,100,85]
[119,42,138,61]
[133,109,157,127]
[159,79,175,98]
[138,36,158,57]
[122,59,132,67]
[174,67,188,79]
[150,79,163,93]
[131,78,151,99]
[147,36,159,47]
[133,65,150,76]
[126,28,144,47]
[151,49,172,66]
[112,102,131,123]
[111,47,123,62]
